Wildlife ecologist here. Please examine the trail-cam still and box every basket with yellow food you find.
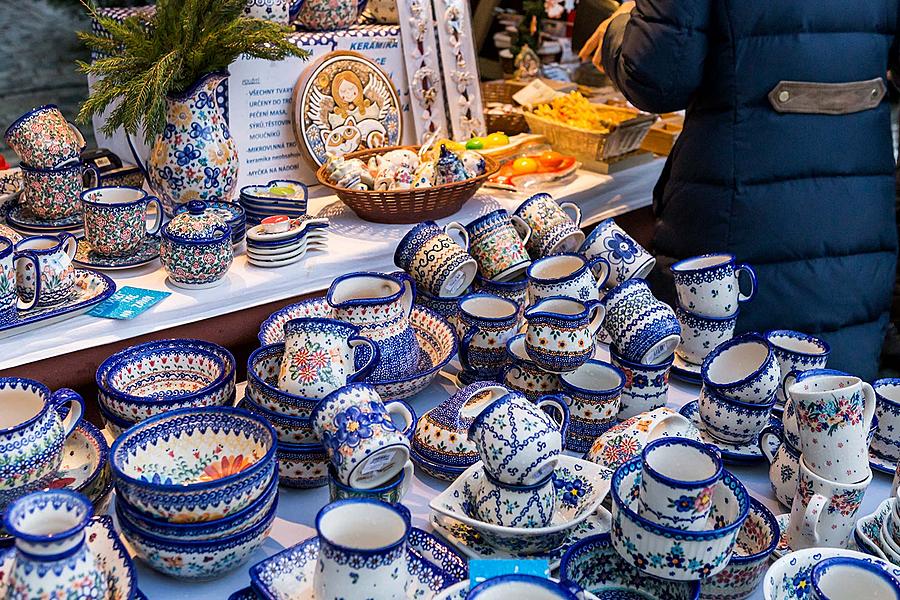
[523,92,657,162]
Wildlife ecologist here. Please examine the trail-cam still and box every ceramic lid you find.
[174,200,244,226]
[163,201,231,243]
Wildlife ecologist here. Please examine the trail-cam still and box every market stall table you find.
[123,346,894,600]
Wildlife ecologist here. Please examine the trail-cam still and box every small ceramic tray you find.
[249,528,464,600]
[0,516,139,599]
[0,269,115,339]
[6,201,84,232]
[670,354,702,385]
[855,497,893,560]
[74,236,160,270]
[246,217,329,243]
[679,400,779,463]
[870,448,898,475]
[765,546,900,600]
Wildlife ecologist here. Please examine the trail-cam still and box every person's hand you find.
[578,1,635,72]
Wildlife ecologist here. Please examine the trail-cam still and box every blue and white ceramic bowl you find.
[119,494,277,580]
[560,532,700,599]
[701,497,779,600]
[765,548,900,600]
[97,402,135,438]
[277,441,329,489]
[701,333,779,404]
[115,468,278,541]
[466,574,584,599]
[698,383,776,444]
[97,339,236,423]
[811,556,900,600]
[110,406,277,522]
[238,395,317,444]
[610,457,749,581]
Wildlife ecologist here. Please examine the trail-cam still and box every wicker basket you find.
[481,80,528,135]
[316,146,499,224]
[523,106,657,161]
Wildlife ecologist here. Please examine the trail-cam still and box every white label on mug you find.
[357,448,403,481]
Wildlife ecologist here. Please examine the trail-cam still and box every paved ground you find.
[0,0,93,164]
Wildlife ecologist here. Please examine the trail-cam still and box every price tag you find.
[88,286,171,320]
[468,559,551,589]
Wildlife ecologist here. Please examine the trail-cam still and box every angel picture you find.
[309,69,393,156]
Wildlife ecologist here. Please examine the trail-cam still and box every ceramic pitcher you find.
[327,271,423,382]
[14,233,77,307]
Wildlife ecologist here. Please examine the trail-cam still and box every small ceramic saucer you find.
[765,546,900,600]
[6,202,83,232]
[679,400,779,463]
[870,448,898,475]
[671,354,702,385]
[248,528,464,600]
[855,497,893,560]
[73,236,160,270]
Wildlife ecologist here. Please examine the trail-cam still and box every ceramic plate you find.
[6,201,84,232]
[679,400,778,463]
[0,269,115,339]
[434,580,600,600]
[249,528,463,600]
[765,547,900,600]
[870,449,898,475]
[246,218,329,242]
[430,510,611,570]
[0,516,139,599]
[670,354,702,385]
[854,497,893,560]
[73,235,160,270]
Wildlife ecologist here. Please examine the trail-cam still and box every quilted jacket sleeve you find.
[602,0,712,113]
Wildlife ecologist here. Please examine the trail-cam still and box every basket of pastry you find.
[523,92,656,161]
[316,141,499,224]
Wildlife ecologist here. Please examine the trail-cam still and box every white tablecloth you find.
[129,350,896,600]
[0,162,664,371]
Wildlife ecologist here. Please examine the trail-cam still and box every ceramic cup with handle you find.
[501,334,561,401]
[638,437,723,531]
[394,220,477,298]
[758,425,801,508]
[601,278,681,365]
[455,293,519,384]
[698,382,776,444]
[610,345,673,420]
[674,305,738,366]
[765,330,831,406]
[20,161,99,220]
[314,499,411,600]
[701,332,780,404]
[0,378,84,508]
[471,273,528,326]
[873,379,900,464]
[0,236,39,324]
[526,253,609,305]
[14,233,77,308]
[556,360,626,453]
[465,389,569,486]
[524,296,604,373]
[327,461,413,505]
[513,192,585,257]
[80,186,164,257]
[670,253,757,318]
[4,105,85,168]
[453,209,532,282]
[785,455,871,551]
[279,317,379,399]
[474,469,556,528]
[810,557,900,600]
[579,218,655,288]
[310,384,414,489]
[786,369,876,484]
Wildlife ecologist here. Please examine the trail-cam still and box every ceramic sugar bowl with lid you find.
[160,200,233,289]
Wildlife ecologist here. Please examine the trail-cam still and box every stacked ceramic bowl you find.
[174,200,246,246]
[245,216,329,268]
[110,406,278,580]
[239,180,308,226]
[96,338,237,436]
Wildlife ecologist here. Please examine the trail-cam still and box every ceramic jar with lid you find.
[160,200,233,289]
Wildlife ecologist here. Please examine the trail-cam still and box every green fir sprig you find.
[77,0,309,143]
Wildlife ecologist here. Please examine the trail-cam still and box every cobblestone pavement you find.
[0,0,93,164]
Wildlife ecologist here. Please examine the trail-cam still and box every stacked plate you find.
[239,180,308,226]
[245,216,329,268]
[174,200,246,246]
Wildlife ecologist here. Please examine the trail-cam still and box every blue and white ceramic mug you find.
[279,317,378,399]
[14,232,77,307]
[524,296,604,374]
[456,293,519,384]
[327,460,413,504]
[465,389,568,486]
[873,379,900,463]
[314,499,411,600]
[394,220,477,298]
[811,557,900,600]
[671,253,756,318]
[474,469,556,528]
[526,253,610,305]
[311,384,413,489]
[765,330,830,406]
[471,273,528,325]
[466,574,586,599]
[638,437,723,531]
[601,279,680,365]
[0,236,38,323]
[514,193,585,258]
[556,360,625,453]
[609,345,673,420]
[579,218,655,288]
[698,382,775,444]
[452,209,532,282]
[674,305,738,366]
[701,332,780,404]
[501,334,561,401]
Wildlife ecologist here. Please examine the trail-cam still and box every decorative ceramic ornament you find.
[292,51,402,168]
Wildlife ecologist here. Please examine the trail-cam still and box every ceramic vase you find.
[143,71,238,216]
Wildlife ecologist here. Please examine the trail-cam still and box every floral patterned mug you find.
[4,105,85,169]
[278,317,378,399]
[81,186,163,257]
[514,192,585,258]
[14,233,77,307]
[579,218,655,288]
[20,161,99,220]
[453,209,532,282]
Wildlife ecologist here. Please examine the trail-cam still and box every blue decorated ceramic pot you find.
[160,200,233,289]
